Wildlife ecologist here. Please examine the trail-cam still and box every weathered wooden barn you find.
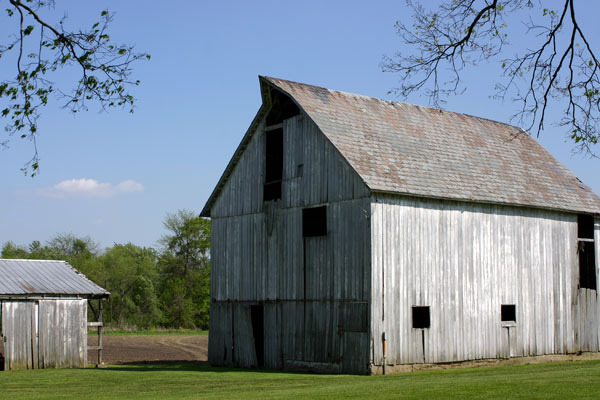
[201,76,600,374]
[0,259,109,370]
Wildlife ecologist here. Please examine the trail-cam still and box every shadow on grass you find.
[100,361,314,375]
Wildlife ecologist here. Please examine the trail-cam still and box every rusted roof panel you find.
[0,259,109,298]
[262,77,600,214]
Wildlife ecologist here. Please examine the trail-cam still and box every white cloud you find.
[38,178,144,198]
[115,180,144,193]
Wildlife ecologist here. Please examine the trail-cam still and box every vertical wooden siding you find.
[1,299,87,370]
[210,120,267,219]
[1,301,37,370]
[209,113,371,373]
[38,299,87,368]
[370,195,595,366]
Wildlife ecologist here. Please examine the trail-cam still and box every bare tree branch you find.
[383,0,600,155]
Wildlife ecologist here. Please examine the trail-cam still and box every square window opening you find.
[302,206,327,237]
[412,306,430,329]
[501,304,516,322]
[578,214,595,239]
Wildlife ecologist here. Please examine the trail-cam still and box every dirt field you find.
[87,335,208,364]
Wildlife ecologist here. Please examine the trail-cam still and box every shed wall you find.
[1,299,87,370]
[370,195,598,367]
[209,113,371,373]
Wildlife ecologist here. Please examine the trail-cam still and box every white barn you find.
[201,76,600,374]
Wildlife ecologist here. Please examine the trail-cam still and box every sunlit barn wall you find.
[370,195,599,368]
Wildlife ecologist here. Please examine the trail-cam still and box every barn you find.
[201,76,600,374]
[0,259,109,370]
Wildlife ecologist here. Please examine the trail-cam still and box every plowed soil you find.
[87,334,208,364]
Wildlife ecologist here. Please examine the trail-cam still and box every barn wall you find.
[209,113,371,373]
[1,299,87,370]
[370,195,591,366]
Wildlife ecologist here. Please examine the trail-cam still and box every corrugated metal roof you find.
[0,259,109,298]
[201,76,600,216]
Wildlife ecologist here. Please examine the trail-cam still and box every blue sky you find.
[1,1,599,250]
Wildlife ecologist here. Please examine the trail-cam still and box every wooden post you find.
[98,299,104,367]
[382,332,387,375]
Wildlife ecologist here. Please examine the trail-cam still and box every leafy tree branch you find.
[0,0,149,175]
[382,0,600,154]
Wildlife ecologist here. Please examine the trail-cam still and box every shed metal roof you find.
[0,259,109,299]
[202,76,600,216]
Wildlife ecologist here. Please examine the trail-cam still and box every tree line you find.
[1,209,210,330]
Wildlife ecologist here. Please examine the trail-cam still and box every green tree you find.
[1,241,29,258]
[93,243,161,328]
[158,210,211,329]
[1,1,149,175]
[1,233,98,264]
[383,0,599,153]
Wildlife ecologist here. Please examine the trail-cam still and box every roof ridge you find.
[263,76,524,132]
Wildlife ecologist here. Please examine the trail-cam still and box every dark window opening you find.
[266,88,300,126]
[578,214,596,290]
[264,128,283,201]
[501,304,516,322]
[579,242,597,290]
[303,206,327,237]
[263,182,281,202]
[412,306,430,329]
[250,305,264,368]
[578,214,595,239]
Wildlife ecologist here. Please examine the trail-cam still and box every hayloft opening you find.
[412,306,430,329]
[578,214,596,290]
[264,127,283,201]
[265,88,299,126]
[303,206,327,237]
[501,305,516,322]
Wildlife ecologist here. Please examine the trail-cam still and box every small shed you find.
[0,259,109,370]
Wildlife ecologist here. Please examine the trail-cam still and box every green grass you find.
[1,361,599,399]
[87,329,208,336]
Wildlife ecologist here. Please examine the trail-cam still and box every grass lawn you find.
[0,361,599,400]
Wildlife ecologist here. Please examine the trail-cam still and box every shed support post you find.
[98,299,104,367]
